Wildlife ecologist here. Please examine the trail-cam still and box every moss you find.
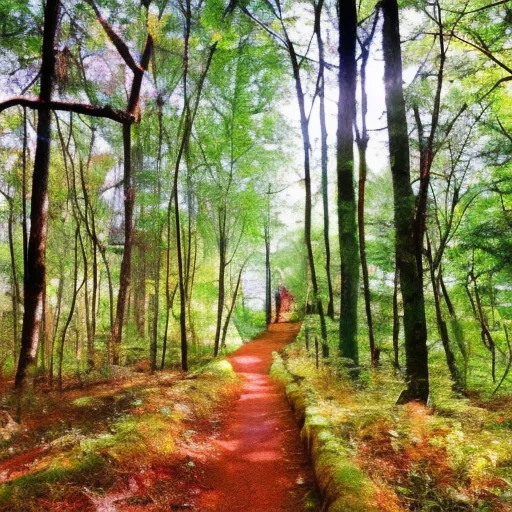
[0,453,109,511]
[71,396,104,408]
[272,347,382,512]
[270,352,294,385]
[199,359,236,380]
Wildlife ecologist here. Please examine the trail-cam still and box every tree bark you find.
[15,0,60,389]
[337,0,360,363]
[288,35,328,355]
[314,0,334,319]
[214,224,226,357]
[355,12,380,365]
[382,0,429,403]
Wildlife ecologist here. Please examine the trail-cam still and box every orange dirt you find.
[195,322,317,511]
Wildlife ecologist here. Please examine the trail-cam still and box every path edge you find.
[270,350,380,512]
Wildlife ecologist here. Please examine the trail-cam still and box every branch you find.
[84,0,140,74]
[0,97,131,123]
[444,0,509,16]
[450,33,512,76]
[480,76,512,101]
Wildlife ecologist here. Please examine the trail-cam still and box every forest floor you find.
[0,323,319,511]
[271,317,512,512]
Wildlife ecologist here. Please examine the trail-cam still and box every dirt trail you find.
[196,322,316,511]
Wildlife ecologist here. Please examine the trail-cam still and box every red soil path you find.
[196,322,316,511]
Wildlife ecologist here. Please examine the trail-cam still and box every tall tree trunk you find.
[382,0,429,403]
[471,273,496,383]
[337,0,360,363]
[15,0,60,389]
[355,12,380,365]
[6,206,20,362]
[357,139,376,364]
[79,153,98,367]
[265,226,272,326]
[264,185,272,326]
[172,7,217,370]
[111,122,134,365]
[187,232,198,345]
[49,268,64,386]
[22,107,28,291]
[440,272,468,384]
[132,141,146,340]
[174,169,188,370]
[214,228,226,357]
[108,20,153,365]
[287,38,328,355]
[173,0,192,372]
[314,0,334,319]
[150,102,164,372]
[58,229,82,391]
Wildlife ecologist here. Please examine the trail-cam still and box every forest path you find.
[194,322,317,511]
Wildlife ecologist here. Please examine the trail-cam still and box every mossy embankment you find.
[0,360,239,511]
[271,317,512,512]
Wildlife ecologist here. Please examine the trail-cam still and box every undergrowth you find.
[272,317,512,512]
[0,359,239,511]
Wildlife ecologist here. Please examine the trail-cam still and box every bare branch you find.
[0,97,131,123]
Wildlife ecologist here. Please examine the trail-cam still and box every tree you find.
[382,0,429,403]
[336,0,360,363]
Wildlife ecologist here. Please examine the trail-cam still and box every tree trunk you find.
[58,229,81,391]
[221,262,245,348]
[426,236,462,389]
[49,268,64,387]
[111,122,134,365]
[7,206,20,362]
[472,273,496,383]
[382,0,429,403]
[15,0,60,389]
[392,257,400,369]
[264,221,272,326]
[337,0,360,363]
[355,15,379,365]
[22,107,28,289]
[357,139,376,365]
[440,272,468,384]
[214,229,226,357]
[314,0,334,319]
[288,39,328,356]
[150,103,164,372]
